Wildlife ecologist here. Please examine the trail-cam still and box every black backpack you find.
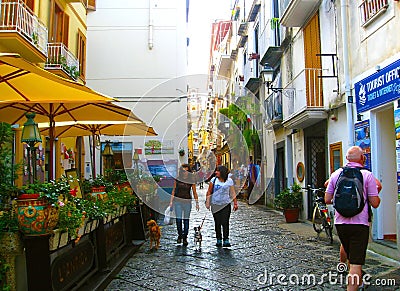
[333,167,366,217]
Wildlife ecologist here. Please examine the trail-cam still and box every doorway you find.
[305,120,327,219]
[371,105,397,244]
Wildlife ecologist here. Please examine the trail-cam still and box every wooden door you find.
[303,13,323,107]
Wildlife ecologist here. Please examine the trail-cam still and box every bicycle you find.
[304,186,334,244]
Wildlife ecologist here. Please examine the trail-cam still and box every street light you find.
[21,113,42,184]
[260,65,283,94]
[102,140,114,174]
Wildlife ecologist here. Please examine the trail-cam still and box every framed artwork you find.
[65,168,82,198]
[329,142,342,174]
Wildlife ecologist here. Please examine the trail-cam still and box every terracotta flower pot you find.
[283,208,300,223]
[17,194,59,236]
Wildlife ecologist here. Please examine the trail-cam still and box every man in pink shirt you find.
[325,146,380,291]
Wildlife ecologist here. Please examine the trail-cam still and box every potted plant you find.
[105,169,131,191]
[178,148,185,156]
[17,177,71,236]
[88,175,113,195]
[274,183,303,223]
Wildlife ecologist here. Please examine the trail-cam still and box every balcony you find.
[260,18,283,68]
[280,0,320,27]
[0,1,48,63]
[264,92,283,128]
[217,54,232,78]
[45,43,80,80]
[359,0,389,26]
[282,68,327,129]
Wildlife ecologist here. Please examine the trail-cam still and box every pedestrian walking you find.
[205,165,238,247]
[325,146,380,291]
[247,157,256,201]
[169,164,200,245]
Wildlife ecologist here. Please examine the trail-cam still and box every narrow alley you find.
[106,187,400,291]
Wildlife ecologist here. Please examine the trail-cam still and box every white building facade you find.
[84,0,189,185]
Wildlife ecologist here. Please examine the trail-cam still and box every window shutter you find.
[63,13,69,47]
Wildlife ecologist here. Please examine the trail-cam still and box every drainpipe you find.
[148,0,154,50]
[341,0,354,146]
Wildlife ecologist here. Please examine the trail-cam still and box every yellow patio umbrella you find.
[0,53,145,179]
[39,121,157,177]
[0,53,115,102]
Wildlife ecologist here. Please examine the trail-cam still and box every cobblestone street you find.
[106,187,400,291]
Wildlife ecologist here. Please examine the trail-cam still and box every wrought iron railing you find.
[45,43,80,80]
[264,92,283,123]
[0,1,47,56]
[283,68,324,118]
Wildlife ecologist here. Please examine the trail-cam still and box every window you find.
[50,1,69,46]
[87,0,96,11]
[77,30,86,80]
[329,142,342,174]
[359,0,389,26]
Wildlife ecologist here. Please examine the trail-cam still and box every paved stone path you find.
[106,187,400,290]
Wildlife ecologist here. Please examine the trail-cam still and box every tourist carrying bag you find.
[333,167,365,217]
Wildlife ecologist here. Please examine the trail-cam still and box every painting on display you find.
[144,140,174,155]
[354,120,371,170]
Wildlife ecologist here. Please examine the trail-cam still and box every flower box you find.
[49,229,69,251]
[17,194,59,236]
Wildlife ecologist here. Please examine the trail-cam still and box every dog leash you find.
[199,214,207,229]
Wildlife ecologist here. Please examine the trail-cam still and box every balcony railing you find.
[0,1,47,56]
[264,92,283,125]
[359,0,388,26]
[283,68,324,119]
[45,43,80,80]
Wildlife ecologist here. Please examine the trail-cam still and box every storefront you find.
[354,57,400,249]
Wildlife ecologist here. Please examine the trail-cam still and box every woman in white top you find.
[205,165,238,247]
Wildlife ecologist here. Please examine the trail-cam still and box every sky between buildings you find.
[187,0,233,75]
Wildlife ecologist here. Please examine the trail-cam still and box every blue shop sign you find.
[355,58,400,113]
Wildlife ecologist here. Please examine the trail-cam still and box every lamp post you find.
[102,140,114,175]
[133,149,139,177]
[21,113,42,184]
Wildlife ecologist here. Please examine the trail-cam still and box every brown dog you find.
[147,219,161,250]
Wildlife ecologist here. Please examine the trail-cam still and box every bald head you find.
[346,146,364,163]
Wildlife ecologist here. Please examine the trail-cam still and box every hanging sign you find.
[355,59,400,113]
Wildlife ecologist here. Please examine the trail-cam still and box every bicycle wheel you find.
[312,206,324,234]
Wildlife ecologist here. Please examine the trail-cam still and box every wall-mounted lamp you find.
[133,149,140,176]
[357,113,363,122]
[224,119,230,129]
[102,140,114,173]
[260,65,283,94]
[21,113,42,184]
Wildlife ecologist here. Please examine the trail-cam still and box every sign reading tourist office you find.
[355,58,400,113]
[355,58,400,198]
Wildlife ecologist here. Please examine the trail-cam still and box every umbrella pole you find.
[49,112,55,181]
[92,133,96,178]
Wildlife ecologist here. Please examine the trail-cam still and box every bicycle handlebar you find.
[302,185,325,192]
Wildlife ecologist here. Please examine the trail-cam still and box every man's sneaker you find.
[177,237,182,244]
[223,239,231,247]
[215,239,222,247]
[183,237,188,246]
